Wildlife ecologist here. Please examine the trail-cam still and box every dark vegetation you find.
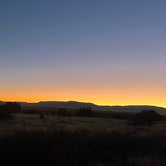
[0,102,21,112]
[128,110,162,126]
[1,102,166,165]
[0,130,166,165]
[0,102,21,120]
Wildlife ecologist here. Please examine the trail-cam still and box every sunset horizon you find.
[1,0,166,109]
[1,97,166,108]
[1,1,166,164]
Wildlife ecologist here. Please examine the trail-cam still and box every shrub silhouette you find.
[2,102,21,113]
[0,102,21,120]
[129,110,161,126]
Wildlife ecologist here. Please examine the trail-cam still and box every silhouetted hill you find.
[17,101,166,115]
[37,101,96,108]
[105,105,166,115]
[20,101,96,110]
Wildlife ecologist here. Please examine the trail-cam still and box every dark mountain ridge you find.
[0,101,166,115]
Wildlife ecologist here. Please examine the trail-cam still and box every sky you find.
[1,0,166,106]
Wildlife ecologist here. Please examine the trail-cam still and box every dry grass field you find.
[1,113,166,136]
[0,112,166,166]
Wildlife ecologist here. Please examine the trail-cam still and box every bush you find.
[129,110,162,126]
[3,102,21,112]
[0,102,21,120]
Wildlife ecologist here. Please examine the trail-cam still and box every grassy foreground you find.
[0,114,166,165]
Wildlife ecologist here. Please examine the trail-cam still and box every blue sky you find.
[1,0,166,105]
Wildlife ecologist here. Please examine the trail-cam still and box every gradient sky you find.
[1,0,166,106]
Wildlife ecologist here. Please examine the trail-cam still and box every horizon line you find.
[0,100,166,108]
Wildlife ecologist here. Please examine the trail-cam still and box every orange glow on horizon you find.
[1,92,166,108]
[1,83,166,107]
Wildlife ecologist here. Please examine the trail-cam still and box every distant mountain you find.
[1,100,166,115]
[103,105,166,115]
[19,101,166,115]
[20,101,96,110]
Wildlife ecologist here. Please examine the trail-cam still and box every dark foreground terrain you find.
[0,113,166,166]
[0,129,166,166]
[0,102,166,165]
